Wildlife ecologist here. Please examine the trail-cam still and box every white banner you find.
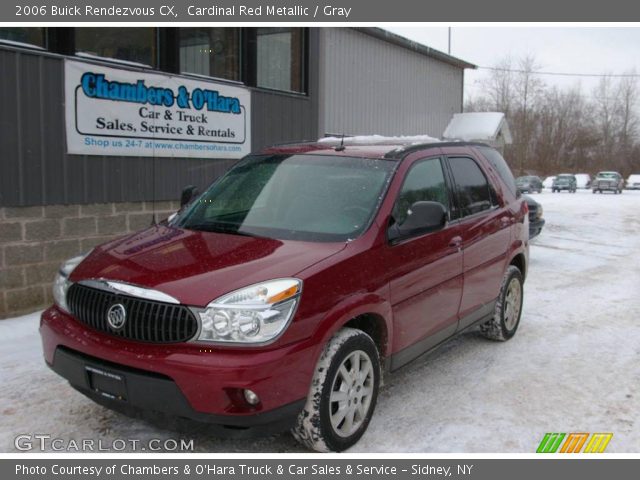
[64,60,251,158]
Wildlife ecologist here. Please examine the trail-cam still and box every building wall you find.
[0,31,319,318]
[318,28,463,138]
[0,201,179,319]
[0,30,319,208]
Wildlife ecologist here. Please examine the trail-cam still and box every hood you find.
[70,225,346,307]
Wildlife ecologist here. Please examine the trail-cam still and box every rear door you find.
[385,156,464,369]
[444,154,512,330]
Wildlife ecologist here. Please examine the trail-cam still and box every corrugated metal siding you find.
[0,29,318,207]
[319,28,463,138]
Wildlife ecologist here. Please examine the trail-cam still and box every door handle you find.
[449,236,462,248]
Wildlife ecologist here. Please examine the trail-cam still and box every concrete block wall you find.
[0,201,180,319]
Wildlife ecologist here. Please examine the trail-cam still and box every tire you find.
[479,266,524,341]
[292,328,380,452]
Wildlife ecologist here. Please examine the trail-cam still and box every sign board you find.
[64,59,251,158]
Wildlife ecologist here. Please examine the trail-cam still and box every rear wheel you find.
[480,266,524,341]
[292,328,380,452]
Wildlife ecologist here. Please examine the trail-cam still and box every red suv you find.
[40,139,529,452]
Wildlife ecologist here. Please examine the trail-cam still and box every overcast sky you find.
[386,27,640,103]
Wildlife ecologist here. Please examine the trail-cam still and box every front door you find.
[385,157,464,370]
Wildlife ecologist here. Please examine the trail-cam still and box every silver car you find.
[593,171,624,194]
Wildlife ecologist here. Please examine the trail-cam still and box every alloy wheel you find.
[329,350,375,437]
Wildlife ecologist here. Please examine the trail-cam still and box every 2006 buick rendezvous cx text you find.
[40,137,529,452]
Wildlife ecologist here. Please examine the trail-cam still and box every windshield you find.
[597,172,617,178]
[176,154,396,242]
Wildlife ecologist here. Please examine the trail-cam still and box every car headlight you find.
[52,251,91,313]
[197,278,302,344]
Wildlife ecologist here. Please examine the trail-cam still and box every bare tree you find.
[466,55,640,177]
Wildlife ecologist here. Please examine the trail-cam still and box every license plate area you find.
[85,365,127,401]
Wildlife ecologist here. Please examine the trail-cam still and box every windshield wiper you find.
[183,222,263,238]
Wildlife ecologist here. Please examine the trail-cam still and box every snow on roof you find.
[443,112,512,144]
[0,39,46,50]
[76,51,153,68]
[318,134,441,146]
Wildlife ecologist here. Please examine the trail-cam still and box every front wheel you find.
[292,328,380,452]
[480,266,524,341]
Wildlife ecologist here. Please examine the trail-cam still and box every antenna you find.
[335,132,346,152]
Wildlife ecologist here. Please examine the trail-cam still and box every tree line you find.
[465,55,640,178]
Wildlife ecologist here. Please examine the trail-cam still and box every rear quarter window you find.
[475,146,517,196]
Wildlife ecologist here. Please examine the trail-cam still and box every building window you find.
[179,28,241,81]
[75,28,156,67]
[0,28,46,48]
[256,27,304,93]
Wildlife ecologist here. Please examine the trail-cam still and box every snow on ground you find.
[1,190,639,453]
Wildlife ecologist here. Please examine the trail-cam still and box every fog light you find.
[243,389,260,406]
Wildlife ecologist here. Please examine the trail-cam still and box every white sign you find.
[65,60,251,158]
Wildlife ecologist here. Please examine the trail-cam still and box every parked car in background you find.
[523,195,545,239]
[626,174,640,190]
[574,173,592,189]
[516,176,543,193]
[592,171,624,194]
[543,176,556,189]
[552,174,577,193]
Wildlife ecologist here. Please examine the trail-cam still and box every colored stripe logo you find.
[537,433,612,453]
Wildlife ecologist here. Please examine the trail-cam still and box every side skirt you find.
[389,299,497,372]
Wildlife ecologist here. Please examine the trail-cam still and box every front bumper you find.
[593,183,619,191]
[40,306,315,435]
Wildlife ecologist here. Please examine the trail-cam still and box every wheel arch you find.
[509,252,527,280]
[343,313,389,365]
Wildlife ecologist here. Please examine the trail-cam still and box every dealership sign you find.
[65,60,251,158]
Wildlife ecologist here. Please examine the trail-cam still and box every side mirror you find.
[389,201,447,242]
[180,185,199,209]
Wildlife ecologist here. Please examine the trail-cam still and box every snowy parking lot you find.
[1,190,639,453]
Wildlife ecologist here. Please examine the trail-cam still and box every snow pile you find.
[443,112,510,142]
[318,134,440,146]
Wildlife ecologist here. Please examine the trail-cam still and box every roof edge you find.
[353,28,477,70]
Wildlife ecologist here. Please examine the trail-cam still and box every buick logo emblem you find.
[106,304,127,330]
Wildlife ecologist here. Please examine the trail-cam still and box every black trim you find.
[242,28,257,87]
[49,346,304,437]
[390,299,497,371]
[158,28,179,74]
[46,27,74,55]
[457,300,496,332]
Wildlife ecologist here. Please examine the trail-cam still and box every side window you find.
[476,146,517,196]
[392,158,449,226]
[447,157,494,218]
